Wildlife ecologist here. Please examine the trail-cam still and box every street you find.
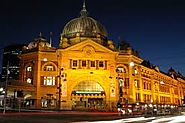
[0,111,121,123]
[0,111,185,123]
[80,115,185,123]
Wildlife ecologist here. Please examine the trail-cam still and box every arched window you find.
[27,66,32,72]
[73,81,104,94]
[116,66,126,73]
[42,62,56,71]
[134,68,139,75]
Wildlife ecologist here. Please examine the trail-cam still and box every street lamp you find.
[3,61,9,114]
[57,67,67,110]
[57,81,62,110]
[144,104,148,116]
[57,68,63,111]
[0,88,3,92]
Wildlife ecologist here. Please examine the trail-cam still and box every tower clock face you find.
[83,45,95,56]
[86,50,91,55]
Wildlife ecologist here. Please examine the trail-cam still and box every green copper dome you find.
[61,1,108,39]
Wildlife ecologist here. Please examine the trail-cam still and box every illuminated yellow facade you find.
[7,2,185,112]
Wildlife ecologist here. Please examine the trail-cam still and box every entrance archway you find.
[71,80,106,111]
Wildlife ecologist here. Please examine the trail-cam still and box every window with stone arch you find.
[134,67,139,75]
[116,65,127,73]
[42,62,57,71]
[116,65,128,88]
[73,80,104,93]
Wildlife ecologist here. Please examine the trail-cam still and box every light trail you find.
[74,115,185,123]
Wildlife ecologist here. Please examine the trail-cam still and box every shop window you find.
[41,98,56,108]
[41,98,48,108]
[17,90,24,97]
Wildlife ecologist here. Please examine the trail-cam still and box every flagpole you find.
[50,32,52,47]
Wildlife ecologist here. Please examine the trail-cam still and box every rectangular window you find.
[149,83,151,90]
[82,60,86,67]
[143,82,146,89]
[136,93,140,101]
[44,76,55,86]
[46,66,54,71]
[91,61,95,67]
[135,80,140,88]
[144,94,146,102]
[124,78,129,87]
[99,61,104,67]
[117,67,124,73]
[73,60,77,67]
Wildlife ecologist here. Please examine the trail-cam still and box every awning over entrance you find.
[73,91,104,94]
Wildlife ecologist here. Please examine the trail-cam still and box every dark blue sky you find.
[0,0,185,75]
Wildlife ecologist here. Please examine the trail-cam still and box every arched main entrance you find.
[71,80,106,111]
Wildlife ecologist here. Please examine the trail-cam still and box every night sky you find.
[0,0,185,75]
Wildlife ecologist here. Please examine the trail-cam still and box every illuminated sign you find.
[75,91,101,94]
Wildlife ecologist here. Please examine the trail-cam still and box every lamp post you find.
[57,67,65,111]
[57,68,62,111]
[144,104,148,116]
[3,61,9,114]
[116,67,123,114]
[0,88,4,107]
[57,82,62,111]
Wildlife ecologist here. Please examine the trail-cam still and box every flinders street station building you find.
[5,2,185,113]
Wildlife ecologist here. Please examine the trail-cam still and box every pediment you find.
[62,39,115,54]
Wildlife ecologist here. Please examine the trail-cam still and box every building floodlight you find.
[0,88,3,92]
[43,58,48,61]
[2,91,5,94]
[129,62,135,67]
[160,81,165,84]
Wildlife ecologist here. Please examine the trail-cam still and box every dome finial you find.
[39,32,42,37]
[80,0,88,17]
[49,32,52,47]
[83,0,86,9]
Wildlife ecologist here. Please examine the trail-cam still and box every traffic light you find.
[117,102,121,108]
[182,96,185,104]
[123,98,128,104]
[57,84,62,91]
